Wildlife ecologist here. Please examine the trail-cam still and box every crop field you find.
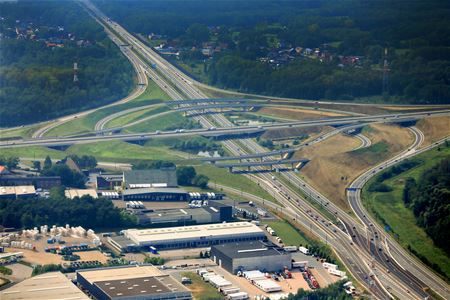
[362,145,450,279]
[293,123,414,209]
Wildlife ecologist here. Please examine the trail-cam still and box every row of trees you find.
[0,1,134,126]
[402,158,450,254]
[0,193,136,230]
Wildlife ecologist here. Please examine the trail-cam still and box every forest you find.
[0,192,136,230]
[0,0,134,127]
[403,158,450,255]
[97,0,450,104]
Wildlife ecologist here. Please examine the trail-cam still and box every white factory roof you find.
[0,271,89,300]
[65,189,98,199]
[77,265,163,284]
[125,222,264,245]
[0,185,35,196]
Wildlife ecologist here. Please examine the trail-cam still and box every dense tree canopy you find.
[97,0,450,104]
[0,195,135,229]
[403,158,450,254]
[0,0,134,126]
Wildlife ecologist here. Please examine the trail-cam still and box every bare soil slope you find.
[416,116,450,147]
[294,124,414,209]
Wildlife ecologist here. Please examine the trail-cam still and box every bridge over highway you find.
[199,148,296,163]
[216,158,309,172]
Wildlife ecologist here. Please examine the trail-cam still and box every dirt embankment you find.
[294,124,414,209]
[416,116,450,147]
[257,106,347,120]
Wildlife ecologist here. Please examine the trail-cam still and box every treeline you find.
[287,281,351,300]
[0,1,134,126]
[0,194,136,230]
[402,158,450,254]
[172,137,224,155]
[99,0,450,103]
[368,160,419,193]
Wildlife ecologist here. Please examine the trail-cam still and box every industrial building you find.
[122,187,189,201]
[0,185,36,199]
[211,241,292,274]
[0,271,89,300]
[65,188,98,199]
[93,174,122,190]
[123,169,177,188]
[130,201,232,226]
[108,222,265,252]
[76,265,191,300]
[0,175,61,189]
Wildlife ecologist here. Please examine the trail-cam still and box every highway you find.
[354,133,372,150]
[43,1,450,298]
[347,128,450,299]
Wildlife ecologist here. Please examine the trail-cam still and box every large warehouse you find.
[108,222,266,252]
[76,265,192,300]
[122,187,189,201]
[211,241,292,274]
[133,202,233,226]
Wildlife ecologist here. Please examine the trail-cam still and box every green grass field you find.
[181,272,224,300]
[362,144,450,279]
[124,111,188,133]
[266,220,310,246]
[194,164,276,202]
[105,105,170,129]
[44,80,170,137]
[0,124,43,139]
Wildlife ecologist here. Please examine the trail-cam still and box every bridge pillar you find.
[228,166,233,173]
[248,166,251,171]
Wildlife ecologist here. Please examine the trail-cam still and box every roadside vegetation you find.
[287,281,352,300]
[363,143,450,280]
[0,1,134,127]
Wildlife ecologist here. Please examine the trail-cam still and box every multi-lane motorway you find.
[12,1,448,298]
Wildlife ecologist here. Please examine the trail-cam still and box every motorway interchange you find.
[3,0,449,299]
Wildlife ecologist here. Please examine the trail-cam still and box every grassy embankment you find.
[362,144,450,280]
[44,79,171,137]
[293,123,414,210]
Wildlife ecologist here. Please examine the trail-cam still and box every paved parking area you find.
[3,263,32,283]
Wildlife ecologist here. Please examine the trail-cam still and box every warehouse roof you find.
[125,222,264,245]
[0,271,89,300]
[77,266,162,283]
[77,266,190,299]
[65,189,98,199]
[122,187,188,196]
[123,169,177,188]
[212,241,288,259]
[95,275,187,298]
[0,185,35,196]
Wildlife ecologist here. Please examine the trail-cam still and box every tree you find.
[43,156,52,170]
[42,164,85,188]
[176,166,197,186]
[192,174,209,189]
[5,156,19,170]
[33,161,41,172]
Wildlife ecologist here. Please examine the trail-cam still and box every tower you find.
[382,48,389,95]
[73,62,79,83]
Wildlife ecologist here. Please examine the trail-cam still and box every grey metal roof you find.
[211,241,289,259]
[123,169,177,187]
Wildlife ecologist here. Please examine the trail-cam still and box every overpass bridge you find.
[199,149,296,163]
[216,158,309,173]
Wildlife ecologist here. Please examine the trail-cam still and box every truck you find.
[149,246,158,254]
[283,246,298,252]
[292,260,308,269]
[227,292,248,300]
[299,246,309,255]
[322,262,338,270]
